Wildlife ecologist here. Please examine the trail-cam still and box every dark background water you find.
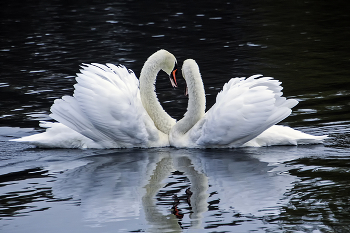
[1,0,350,232]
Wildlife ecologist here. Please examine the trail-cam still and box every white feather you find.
[169,59,327,148]
[12,50,177,148]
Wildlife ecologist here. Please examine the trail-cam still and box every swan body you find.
[12,50,177,148]
[169,59,327,148]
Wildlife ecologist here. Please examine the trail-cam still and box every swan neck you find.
[139,53,175,134]
[171,61,206,137]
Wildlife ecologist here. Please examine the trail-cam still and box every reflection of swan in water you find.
[48,148,305,231]
[49,149,209,231]
[170,59,327,148]
[142,151,209,231]
[11,50,178,148]
[142,154,182,232]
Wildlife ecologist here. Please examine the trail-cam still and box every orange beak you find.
[169,63,178,88]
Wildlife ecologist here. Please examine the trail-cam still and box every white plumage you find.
[12,50,177,148]
[12,53,327,149]
[169,59,327,148]
[50,64,160,148]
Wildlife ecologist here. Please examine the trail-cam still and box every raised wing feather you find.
[193,75,298,147]
[50,64,159,148]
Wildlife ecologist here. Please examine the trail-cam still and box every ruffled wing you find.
[50,63,162,148]
[190,75,298,147]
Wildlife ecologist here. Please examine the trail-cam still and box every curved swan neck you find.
[139,50,176,134]
[171,59,206,136]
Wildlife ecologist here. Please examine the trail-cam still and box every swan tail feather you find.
[10,121,103,149]
[244,125,328,147]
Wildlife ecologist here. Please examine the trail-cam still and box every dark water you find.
[1,0,350,232]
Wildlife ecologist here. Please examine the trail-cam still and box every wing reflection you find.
[48,148,299,231]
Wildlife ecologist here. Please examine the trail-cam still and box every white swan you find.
[169,59,327,148]
[12,50,178,148]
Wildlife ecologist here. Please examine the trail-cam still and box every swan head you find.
[149,49,178,87]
